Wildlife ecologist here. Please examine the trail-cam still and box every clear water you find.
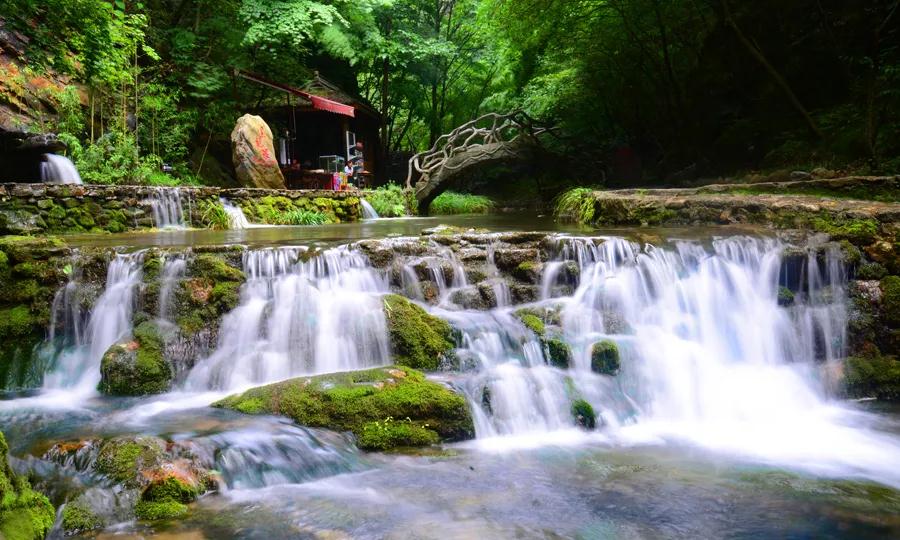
[1,217,899,538]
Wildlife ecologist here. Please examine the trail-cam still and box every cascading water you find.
[360,198,380,219]
[42,253,144,395]
[186,246,391,391]
[40,154,83,184]
[148,188,189,229]
[157,253,186,322]
[220,197,254,229]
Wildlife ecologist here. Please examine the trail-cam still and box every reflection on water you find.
[61,213,770,250]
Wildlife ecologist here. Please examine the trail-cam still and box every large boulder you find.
[382,294,456,370]
[230,114,285,189]
[99,321,172,395]
[0,431,55,540]
[214,366,474,451]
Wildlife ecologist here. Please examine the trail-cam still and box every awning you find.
[235,69,355,118]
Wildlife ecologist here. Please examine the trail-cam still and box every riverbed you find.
[2,215,899,539]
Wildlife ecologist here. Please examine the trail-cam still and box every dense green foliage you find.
[0,431,55,540]
[428,191,494,215]
[366,183,408,217]
[4,0,899,186]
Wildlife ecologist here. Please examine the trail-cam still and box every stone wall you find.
[0,183,362,234]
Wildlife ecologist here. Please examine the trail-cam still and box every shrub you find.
[428,191,495,215]
[554,187,596,223]
[196,199,230,230]
[367,183,409,217]
[278,209,328,225]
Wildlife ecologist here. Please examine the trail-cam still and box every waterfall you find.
[40,154,82,184]
[360,199,380,219]
[220,197,254,229]
[185,246,391,391]
[461,234,888,470]
[148,188,188,229]
[42,253,144,394]
[158,254,187,321]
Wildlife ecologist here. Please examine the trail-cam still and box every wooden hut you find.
[236,69,382,188]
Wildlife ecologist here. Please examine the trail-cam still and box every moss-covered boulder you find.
[544,337,572,369]
[172,254,244,336]
[382,294,456,370]
[845,354,900,401]
[591,340,621,375]
[99,321,172,395]
[571,399,596,429]
[0,236,69,389]
[61,499,103,534]
[94,436,166,487]
[214,366,474,451]
[0,431,55,540]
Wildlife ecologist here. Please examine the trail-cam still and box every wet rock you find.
[777,286,795,306]
[383,294,456,370]
[214,366,475,450]
[571,399,596,429]
[510,284,538,304]
[790,170,812,180]
[544,334,572,369]
[457,247,487,263]
[61,498,104,534]
[230,114,285,189]
[492,248,539,271]
[99,321,173,396]
[356,240,394,268]
[512,260,542,282]
[450,286,490,310]
[591,340,620,375]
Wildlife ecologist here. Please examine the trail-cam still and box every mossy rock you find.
[591,340,620,375]
[845,354,900,401]
[214,366,474,450]
[571,399,596,429]
[881,275,900,327]
[0,235,66,262]
[857,262,888,280]
[187,254,245,282]
[94,436,165,487]
[514,309,545,337]
[62,499,104,534]
[99,321,173,395]
[0,431,55,540]
[134,500,188,521]
[544,336,572,369]
[383,294,456,370]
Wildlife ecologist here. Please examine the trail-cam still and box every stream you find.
[2,214,899,539]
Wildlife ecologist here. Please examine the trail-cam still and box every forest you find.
[2,0,900,189]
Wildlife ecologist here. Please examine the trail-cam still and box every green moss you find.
[857,262,888,280]
[777,286,795,306]
[591,340,620,375]
[0,306,34,339]
[357,418,441,451]
[214,366,474,450]
[94,437,164,487]
[882,276,900,327]
[845,355,900,401]
[134,500,188,521]
[62,500,103,533]
[571,399,596,429]
[188,254,245,282]
[142,476,200,504]
[0,431,55,540]
[383,294,456,370]
[518,313,545,336]
[99,321,172,395]
[545,337,572,369]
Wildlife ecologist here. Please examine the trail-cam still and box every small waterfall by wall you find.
[185,246,391,391]
[148,188,189,229]
[42,253,144,394]
[220,198,253,230]
[360,199,380,219]
[40,154,82,184]
[158,254,187,321]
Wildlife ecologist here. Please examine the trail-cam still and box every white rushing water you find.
[40,154,82,184]
[360,198,380,219]
[42,253,144,396]
[220,197,254,229]
[186,246,392,390]
[148,188,189,229]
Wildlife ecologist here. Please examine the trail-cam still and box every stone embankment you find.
[0,183,362,234]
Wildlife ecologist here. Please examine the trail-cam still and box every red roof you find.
[235,69,355,118]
